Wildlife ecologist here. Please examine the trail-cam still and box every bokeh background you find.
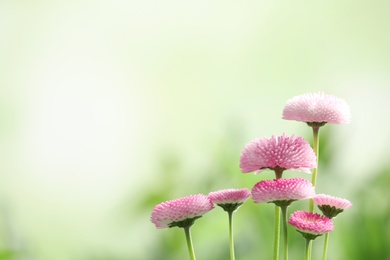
[1,1,390,259]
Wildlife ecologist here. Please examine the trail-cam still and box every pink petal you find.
[252,178,315,203]
[313,194,352,210]
[208,188,251,204]
[282,92,351,124]
[240,134,317,174]
[151,194,214,229]
[288,211,334,235]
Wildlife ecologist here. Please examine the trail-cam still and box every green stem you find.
[274,166,284,179]
[309,126,320,212]
[280,205,289,260]
[228,211,235,260]
[305,239,311,260]
[307,127,319,260]
[184,226,196,260]
[274,205,281,260]
[322,232,329,260]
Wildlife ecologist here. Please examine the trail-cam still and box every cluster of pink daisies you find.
[151,92,352,260]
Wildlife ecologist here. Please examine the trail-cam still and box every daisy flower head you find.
[282,92,351,126]
[313,194,352,218]
[288,211,334,240]
[239,134,317,176]
[151,194,214,229]
[252,178,315,207]
[208,188,251,212]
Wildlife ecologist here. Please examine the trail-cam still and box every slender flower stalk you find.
[273,168,283,260]
[309,125,320,212]
[151,194,214,260]
[306,134,318,260]
[273,167,285,260]
[305,239,311,260]
[280,205,288,260]
[208,188,251,260]
[274,206,281,260]
[322,232,330,260]
[184,226,196,260]
[228,211,234,260]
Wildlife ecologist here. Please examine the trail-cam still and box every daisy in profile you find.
[252,178,315,205]
[282,92,351,126]
[289,211,334,260]
[252,178,315,260]
[313,194,352,260]
[240,134,316,179]
[282,92,351,212]
[208,188,251,260]
[151,194,214,260]
[313,194,352,219]
[289,211,334,239]
[208,188,251,212]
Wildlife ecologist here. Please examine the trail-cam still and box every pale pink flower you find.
[151,194,214,229]
[313,194,352,218]
[282,92,351,125]
[288,211,334,239]
[240,134,317,174]
[208,188,251,205]
[252,178,315,205]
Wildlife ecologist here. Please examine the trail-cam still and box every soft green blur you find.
[1,1,390,259]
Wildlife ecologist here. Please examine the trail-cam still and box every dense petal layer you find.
[151,194,214,229]
[313,194,352,210]
[252,178,315,204]
[208,188,251,204]
[282,92,351,124]
[288,211,334,235]
[240,134,317,173]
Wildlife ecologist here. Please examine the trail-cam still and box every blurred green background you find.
[1,1,390,259]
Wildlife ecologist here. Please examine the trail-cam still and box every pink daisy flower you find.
[313,194,352,218]
[282,92,351,125]
[252,178,315,206]
[208,188,251,212]
[240,134,317,175]
[151,194,214,229]
[288,211,334,240]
